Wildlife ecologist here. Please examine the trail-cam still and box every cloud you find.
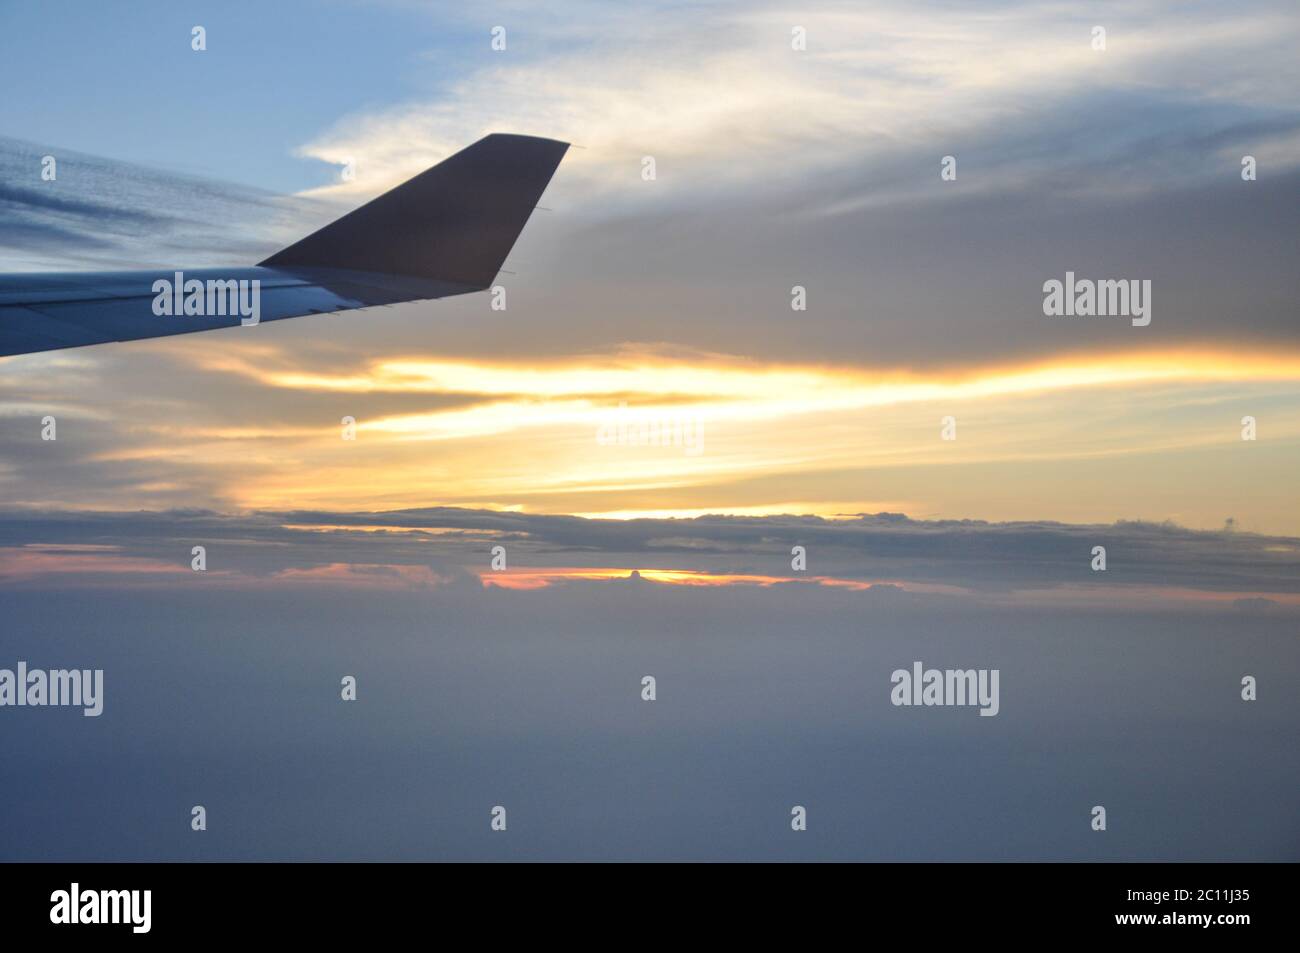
[4,335,1297,531]
[0,136,335,271]
[295,0,1300,203]
[0,506,1296,605]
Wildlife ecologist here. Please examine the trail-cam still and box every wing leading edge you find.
[0,133,568,358]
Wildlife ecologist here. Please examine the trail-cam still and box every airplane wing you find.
[0,133,568,358]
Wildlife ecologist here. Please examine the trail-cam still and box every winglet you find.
[260,133,569,289]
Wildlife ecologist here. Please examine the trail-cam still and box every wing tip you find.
[259,132,569,287]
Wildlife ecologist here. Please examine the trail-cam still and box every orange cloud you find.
[478,566,968,594]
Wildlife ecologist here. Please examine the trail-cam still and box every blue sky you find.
[0,0,481,191]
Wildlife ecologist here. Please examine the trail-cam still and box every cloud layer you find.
[2,506,1297,608]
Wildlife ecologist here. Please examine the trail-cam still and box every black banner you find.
[0,862,1285,939]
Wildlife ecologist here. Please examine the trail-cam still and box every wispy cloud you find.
[0,137,335,271]
[3,336,1297,529]
[296,0,1300,204]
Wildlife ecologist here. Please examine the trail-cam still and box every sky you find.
[0,0,1297,860]
[1,0,1297,537]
